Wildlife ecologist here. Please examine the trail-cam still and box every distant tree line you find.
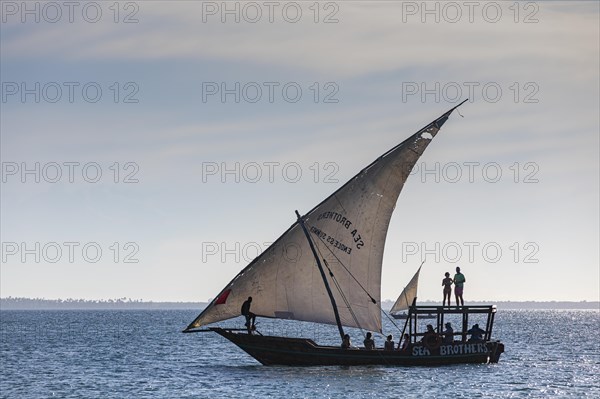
[0,297,208,310]
[1,297,598,310]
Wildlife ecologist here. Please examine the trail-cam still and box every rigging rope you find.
[309,224,377,304]
[312,240,364,335]
[321,254,397,365]
[310,225,406,338]
[322,258,364,336]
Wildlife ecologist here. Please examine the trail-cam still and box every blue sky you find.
[1,1,598,302]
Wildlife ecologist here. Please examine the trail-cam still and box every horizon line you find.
[1,297,598,304]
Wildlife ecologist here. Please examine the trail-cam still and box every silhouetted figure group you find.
[338,322,485,351]
[340,332,411,351]
[442,267,466,306]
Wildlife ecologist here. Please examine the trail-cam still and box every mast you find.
[295,210,346,341]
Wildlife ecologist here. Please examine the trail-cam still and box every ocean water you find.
[1,309,598,398]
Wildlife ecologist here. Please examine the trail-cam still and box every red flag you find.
[215,289,231,305]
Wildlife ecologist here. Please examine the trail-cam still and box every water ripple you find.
[1,309,598,398]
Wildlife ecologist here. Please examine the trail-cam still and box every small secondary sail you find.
[390,266,422,314]
[185,103,465,333]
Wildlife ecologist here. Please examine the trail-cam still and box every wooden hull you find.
[211,328,504,366]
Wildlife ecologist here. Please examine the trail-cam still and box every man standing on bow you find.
[241,296,256,332]
[454,267,466,306]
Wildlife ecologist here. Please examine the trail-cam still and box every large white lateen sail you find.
[185,105,463,333]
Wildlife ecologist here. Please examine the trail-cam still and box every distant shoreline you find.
[0,298,208,310]
[1,297,598,310]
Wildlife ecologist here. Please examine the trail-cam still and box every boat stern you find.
[489,340,505,363]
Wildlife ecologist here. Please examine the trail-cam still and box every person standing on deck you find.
[442,272,453,307]
[454,267,466,306]
[241,296,256,331]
